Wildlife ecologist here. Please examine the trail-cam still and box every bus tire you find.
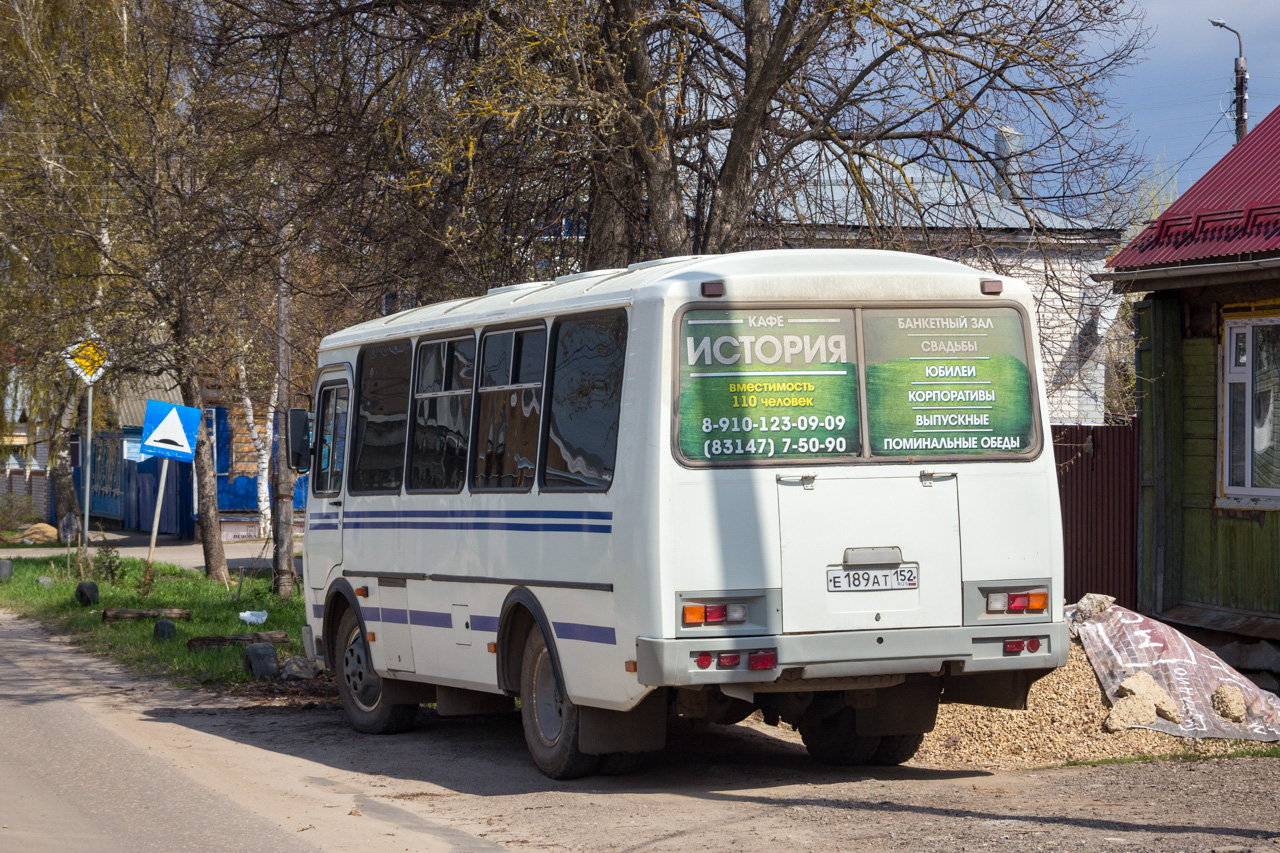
[520,626,599,779]
[336,609,417,734]
[798,707,881,766]
[869,733,925,766]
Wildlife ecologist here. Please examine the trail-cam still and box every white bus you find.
[287,249,1068,779]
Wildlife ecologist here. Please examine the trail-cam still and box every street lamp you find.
[1210,18,1248,143]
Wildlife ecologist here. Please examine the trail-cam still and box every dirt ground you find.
[4,611,1279,853]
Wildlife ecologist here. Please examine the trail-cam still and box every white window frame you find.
[1219,316,1280,506]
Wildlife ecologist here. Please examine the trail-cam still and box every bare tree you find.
[0,0,306,582]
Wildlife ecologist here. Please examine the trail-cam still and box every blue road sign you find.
[140,400,201,463]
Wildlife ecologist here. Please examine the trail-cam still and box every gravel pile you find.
[915,637,1262,769]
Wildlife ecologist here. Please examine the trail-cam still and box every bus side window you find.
[473,326,546,491]
[407,336,475,492]
[349,339,413,493]
[541,310,628,491]
[314,385,349,495]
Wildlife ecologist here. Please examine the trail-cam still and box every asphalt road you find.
[0,610,508,853]
[0,614,321,852]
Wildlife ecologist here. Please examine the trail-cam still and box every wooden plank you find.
[1182,438,1217,458]
[1181,509,1213,604]
[1182,398,1216,412]
[1219,514,1278,615]
[1183,422,1217,441]
[1212,520,1251,611]
[1153,297,1185,612]
[1264,518,1280,614]
[1135,301,1157,612]
[103,608,192,623]
[1183,456,1216,492]
[1182,391,1215,406]
[187,631,289,650]
[1181,339,1215,361]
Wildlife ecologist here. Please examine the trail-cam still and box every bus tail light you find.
[748,650,777,670]
[696,652,714,669]
[682,601,750,626]
[986,588,1050,614]
[1003,638,1043,654]
[717,653,741,668]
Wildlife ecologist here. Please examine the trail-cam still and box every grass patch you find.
[1060,744,1280,768]
[0,554,305,687]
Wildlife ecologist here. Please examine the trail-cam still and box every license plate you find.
[826,566,918,592]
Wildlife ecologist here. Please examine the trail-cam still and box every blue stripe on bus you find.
[344,521,611,533]
[553,621,618,645]
[410,610,452,628]
[328,606,613,646]
[308,512,340,520]
[343,510,612,520]
[380,608,409,624]
[309,524,340,531]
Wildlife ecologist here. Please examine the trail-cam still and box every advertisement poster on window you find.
[677,309,860,463]
[863,307,1034,455]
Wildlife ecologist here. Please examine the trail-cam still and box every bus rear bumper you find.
[634,621,1070,688]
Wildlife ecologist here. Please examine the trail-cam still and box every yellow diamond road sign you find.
[63,339,110,385]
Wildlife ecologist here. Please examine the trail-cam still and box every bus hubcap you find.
[532,649,564,743]
[343,629,380,712]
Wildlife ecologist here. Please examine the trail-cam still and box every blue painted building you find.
[71,375,305,541]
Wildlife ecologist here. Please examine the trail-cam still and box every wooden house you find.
[1100,108,1280,641]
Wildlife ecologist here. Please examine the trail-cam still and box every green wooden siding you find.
[1135,301,1157,612]
[1141,309,1280,619]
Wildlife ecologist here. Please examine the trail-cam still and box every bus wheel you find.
[798,707,881,765]
[520,626,599,779]
[336,610,417,734]
[869,733,925,766]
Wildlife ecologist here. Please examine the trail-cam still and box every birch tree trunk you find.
[49,382,83,536]
[234,353,275,536]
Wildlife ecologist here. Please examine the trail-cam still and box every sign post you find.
[63,339,110,554]
[139,400,201,589]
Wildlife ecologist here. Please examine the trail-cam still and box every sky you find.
[1109,0,1280,197]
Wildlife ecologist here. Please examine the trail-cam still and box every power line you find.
[1108,77,1222,92]
[1149,115,1229,198]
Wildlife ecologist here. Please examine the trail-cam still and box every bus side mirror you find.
[286,408,312,473]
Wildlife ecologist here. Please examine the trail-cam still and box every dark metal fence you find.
[1052,422,1139,610]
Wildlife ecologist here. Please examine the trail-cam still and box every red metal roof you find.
[1109,106,1280,270]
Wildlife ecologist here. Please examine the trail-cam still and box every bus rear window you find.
[676,309,860,464]
[863,308,1035,456]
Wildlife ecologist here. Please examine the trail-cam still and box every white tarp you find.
[1076,605,1280,742]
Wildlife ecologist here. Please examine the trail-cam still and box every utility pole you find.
[1210,18,1248,143]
